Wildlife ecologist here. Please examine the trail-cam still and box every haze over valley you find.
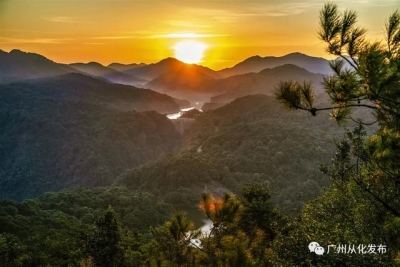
[0,48,345,204]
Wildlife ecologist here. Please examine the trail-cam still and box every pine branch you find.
[353,176,400,217]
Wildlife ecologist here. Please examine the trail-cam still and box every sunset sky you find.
[1,0,398,69]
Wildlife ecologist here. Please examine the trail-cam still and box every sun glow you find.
[173,40,208,64]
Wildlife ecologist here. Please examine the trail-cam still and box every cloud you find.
[182,2,316,23]
[2,35,139,44]
[44,16,88,23]
[91,35,142,40]
[185,8,251,23]
[365,0,400,7]
[1,37,73,44]
[90,31,228,40]
[247,1,322,17]
[184,0,399,20]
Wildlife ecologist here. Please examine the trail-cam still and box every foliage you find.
[117,95,345,213]
[0,233,25,267]
[179,108,203,119]
[0,200,86,266]
[85,206,125,267]
[275,3,400,126]
[148,213,200,266]
[273,128,400,266]
[275,2,400,217]
[148,184,292,266]
[274,3,400,265]
[0,187,174,266]
[34,186,174,230]
[0,75,182,200]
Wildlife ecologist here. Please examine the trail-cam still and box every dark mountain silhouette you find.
[197,64,324,107]
[218,52,334,77]
[120,57,221,81]
[144,63,324,105]
[17,72,182,113]
[173,98,192,109]
[70,62,147,87]
[108,62,147,72]
[1,49,334,108]
[0,73,183,200]
[0,49,78,83]
[144,64,217,101]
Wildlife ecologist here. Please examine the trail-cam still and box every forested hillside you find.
[117,95,345,213]
[0,186,173,266]
[0,74,183,200]
[12,73,182,113]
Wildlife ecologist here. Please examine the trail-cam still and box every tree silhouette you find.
[275,3,400,127]
[275,3,400,218]
[274,3,400,265]
[87,206,124,267]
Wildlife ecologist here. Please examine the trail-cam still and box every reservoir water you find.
[167,107,195,120]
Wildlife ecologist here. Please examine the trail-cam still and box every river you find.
[167,107,195,120]
[186,207,212,242]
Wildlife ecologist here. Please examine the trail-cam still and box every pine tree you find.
[274,3,400,265]
[88,206,125,267]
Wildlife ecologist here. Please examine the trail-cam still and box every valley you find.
[0,49,343,206]
[2,0,399,265]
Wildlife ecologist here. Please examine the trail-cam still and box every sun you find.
[173,40,208,64]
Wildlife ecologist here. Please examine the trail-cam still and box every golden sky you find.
[1,0,398,70]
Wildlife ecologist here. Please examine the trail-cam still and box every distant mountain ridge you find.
[112,53,336,104]
[218,52,335,77]
[121,57,221,81]
[0,49,79,83]
[1,49,338,82]
[69,61,147,87]
[108,62,147,72]
[208,64,325,105]
[141,63,326,105]
[1,49,339,106]
[0,49,190,109]
[144,63,218,101]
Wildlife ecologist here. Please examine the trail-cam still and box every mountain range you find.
[69,62,147,87]
[108,62,146,72]
[0,49,78,84]
[0,48,341,201]
[205,64,325,105]
[218,52,335,77]
[144,63,219,101]
[114,57,221,81]
[0,49,343,107]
